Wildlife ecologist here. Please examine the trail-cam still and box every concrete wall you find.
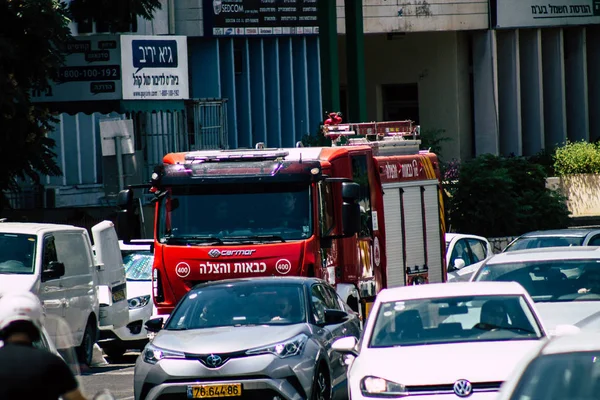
[336,0,489,33]
[338,32,473,161]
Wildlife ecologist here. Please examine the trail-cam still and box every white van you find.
[0,221,128,365]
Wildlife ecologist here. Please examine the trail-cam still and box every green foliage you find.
[69,0,162,32]
[553,140,600,176]
[447,154,571,237]
[0,0,73,212]
[301,124,333,147]
[419,128,451,160]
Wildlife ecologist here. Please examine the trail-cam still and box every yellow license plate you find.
[188,384,242,398]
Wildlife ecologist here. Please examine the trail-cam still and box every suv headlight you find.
[143,343,185,365]
[361,376,407,397]
[129,295,151,309]
[246,333,308,358]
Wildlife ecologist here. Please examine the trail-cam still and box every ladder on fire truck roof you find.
[322,120,425,156]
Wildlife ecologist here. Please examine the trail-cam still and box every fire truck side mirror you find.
[117,189,134,211]
[341,182,361,237]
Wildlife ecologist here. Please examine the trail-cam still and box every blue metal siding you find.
[188,36,321,149]
[235,39,252,148]
[307,37,323,135]
[249,40,267,146]
[189,38,221,99]
[279,37,296,147]
[219,38,238,149]
[293,37,310,141]
[264,38,282,147]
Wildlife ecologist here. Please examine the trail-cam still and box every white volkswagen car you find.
[497,331,600,400]
[98,241,155,359]
[333,282,547,399]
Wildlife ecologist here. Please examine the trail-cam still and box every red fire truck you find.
[117,120,446,317]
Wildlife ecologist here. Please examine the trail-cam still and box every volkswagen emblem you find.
[208,249,221,258]
[205,354,222,368]
[453,379,473,397]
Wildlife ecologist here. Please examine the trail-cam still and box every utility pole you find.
[345,0,367,122]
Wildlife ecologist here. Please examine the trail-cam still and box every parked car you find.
[332,281,547,399]
[98,241,155,359]
[0,221,128,365]
[503,228,600,252]
[497,332,600,400]
[471,246,600,335]
[445,233,494,282]
[134,277,361,400]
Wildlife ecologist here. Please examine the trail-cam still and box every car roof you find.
[0,222,84,235]
[376,281,528,302]
[119,240,152,251]
[487,246,600,264]
[539,332,600,355]
[445,233,488,242]
[191,276,326,290]
[517,228,600,238]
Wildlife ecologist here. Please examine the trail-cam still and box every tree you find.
[0,0,72,214]
[0,0,162,215]
[69,0,162,32]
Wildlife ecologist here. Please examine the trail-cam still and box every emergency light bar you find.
[184,150,289,163]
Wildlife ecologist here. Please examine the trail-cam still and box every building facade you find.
[8,0,599,218]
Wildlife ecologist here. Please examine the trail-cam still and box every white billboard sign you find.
[120,35,189,100]
[31,35,122,102]
[31,34,189,103]
[496,0,600,28]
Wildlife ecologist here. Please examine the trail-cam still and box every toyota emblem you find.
[205,354,223,368]
[453,379,473,397]
[208,249,221,258]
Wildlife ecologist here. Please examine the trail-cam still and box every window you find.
[468,239,488,263]
[311,285,329,325]
[382,83,419,123]
[588,235,600,246]
[351,155,372,237]
[55,233,91,276]
[450,239,472,267]
[318,181,335,237]
[42,237,58,271]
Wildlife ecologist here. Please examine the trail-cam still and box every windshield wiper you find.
[164,235,223,245]
[224,235,286,243]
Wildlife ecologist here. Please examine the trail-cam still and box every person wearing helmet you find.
[0,291,88,400]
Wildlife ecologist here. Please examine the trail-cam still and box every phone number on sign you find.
[58,65,121,82]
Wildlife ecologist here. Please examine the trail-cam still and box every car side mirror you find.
[341,182,361,237]
[332,336,359,357]
[145,317,164,333]
[449,258,466,272]
[323,309,349,325]
[41,261,65,282]
[552,324,581,337]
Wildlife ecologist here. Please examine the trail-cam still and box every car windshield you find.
[0,233,37,274]
[157,183,312,243]
[504,236,584,252]
[473,259,600,302]
[368,295,542,348]
[509,352,600,400]
[122,250,153,281]
[165,282,306,330]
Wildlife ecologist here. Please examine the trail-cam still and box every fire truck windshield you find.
[157,183,312,243]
